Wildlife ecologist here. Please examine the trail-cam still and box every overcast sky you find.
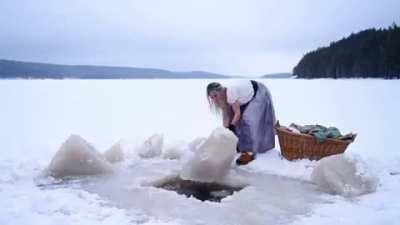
[0,0,399,76]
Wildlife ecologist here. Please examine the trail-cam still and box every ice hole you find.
[155,177,245,202]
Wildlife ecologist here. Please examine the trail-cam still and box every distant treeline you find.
[0,59,229,79]
[293,23,400,79]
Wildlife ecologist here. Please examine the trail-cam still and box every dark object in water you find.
[156,177,244,202]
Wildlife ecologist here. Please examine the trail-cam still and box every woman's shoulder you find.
[225,80,254,104]
[225,80,252,89]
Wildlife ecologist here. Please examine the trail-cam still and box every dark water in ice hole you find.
[155,177,245,202]
[37,175,245,202]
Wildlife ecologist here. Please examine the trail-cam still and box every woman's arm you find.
[230,100,241,125]
[222,105,233,127]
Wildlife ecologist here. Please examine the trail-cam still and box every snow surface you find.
[1,79,400,225]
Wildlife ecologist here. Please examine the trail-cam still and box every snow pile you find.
[180,127,237,183]
[188,137,206,152]
[311,154,378,197]
[47,135,113,178]
[104,141,124,163]
[162,141,187,160]
[137,134,164,158]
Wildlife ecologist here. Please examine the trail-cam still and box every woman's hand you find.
[228,124,236,132]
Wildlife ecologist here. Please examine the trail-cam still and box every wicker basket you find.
[275,122,356,161]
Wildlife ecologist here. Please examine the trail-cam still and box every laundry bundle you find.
[288,123,342,143]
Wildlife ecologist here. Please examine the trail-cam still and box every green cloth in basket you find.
[289,123,342,143]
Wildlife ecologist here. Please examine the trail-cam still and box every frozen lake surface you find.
[1,79,399,225]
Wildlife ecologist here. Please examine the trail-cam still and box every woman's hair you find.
[206,82,222,96]
[206,82,223,114]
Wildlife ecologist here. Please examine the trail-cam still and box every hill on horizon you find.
[260,73,293,79]
[0,59,233,79]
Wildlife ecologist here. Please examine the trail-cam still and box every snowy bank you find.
[311,154,378,197]
[47,135,113,178]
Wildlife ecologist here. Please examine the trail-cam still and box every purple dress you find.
[235,81,276,154]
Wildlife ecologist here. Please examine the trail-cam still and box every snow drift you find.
[180,127,237,183]
[188,137,206,152]
[47,135,113,178]
[136,134,164,158]
[311,154,378,197]
[103,141,124,163]
[162,141,187,160]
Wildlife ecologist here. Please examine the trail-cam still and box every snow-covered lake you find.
[1,79,399,225]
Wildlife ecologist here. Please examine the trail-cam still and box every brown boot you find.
[236,152,255,165]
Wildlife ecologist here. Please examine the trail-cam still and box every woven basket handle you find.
[275,120,281,128]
